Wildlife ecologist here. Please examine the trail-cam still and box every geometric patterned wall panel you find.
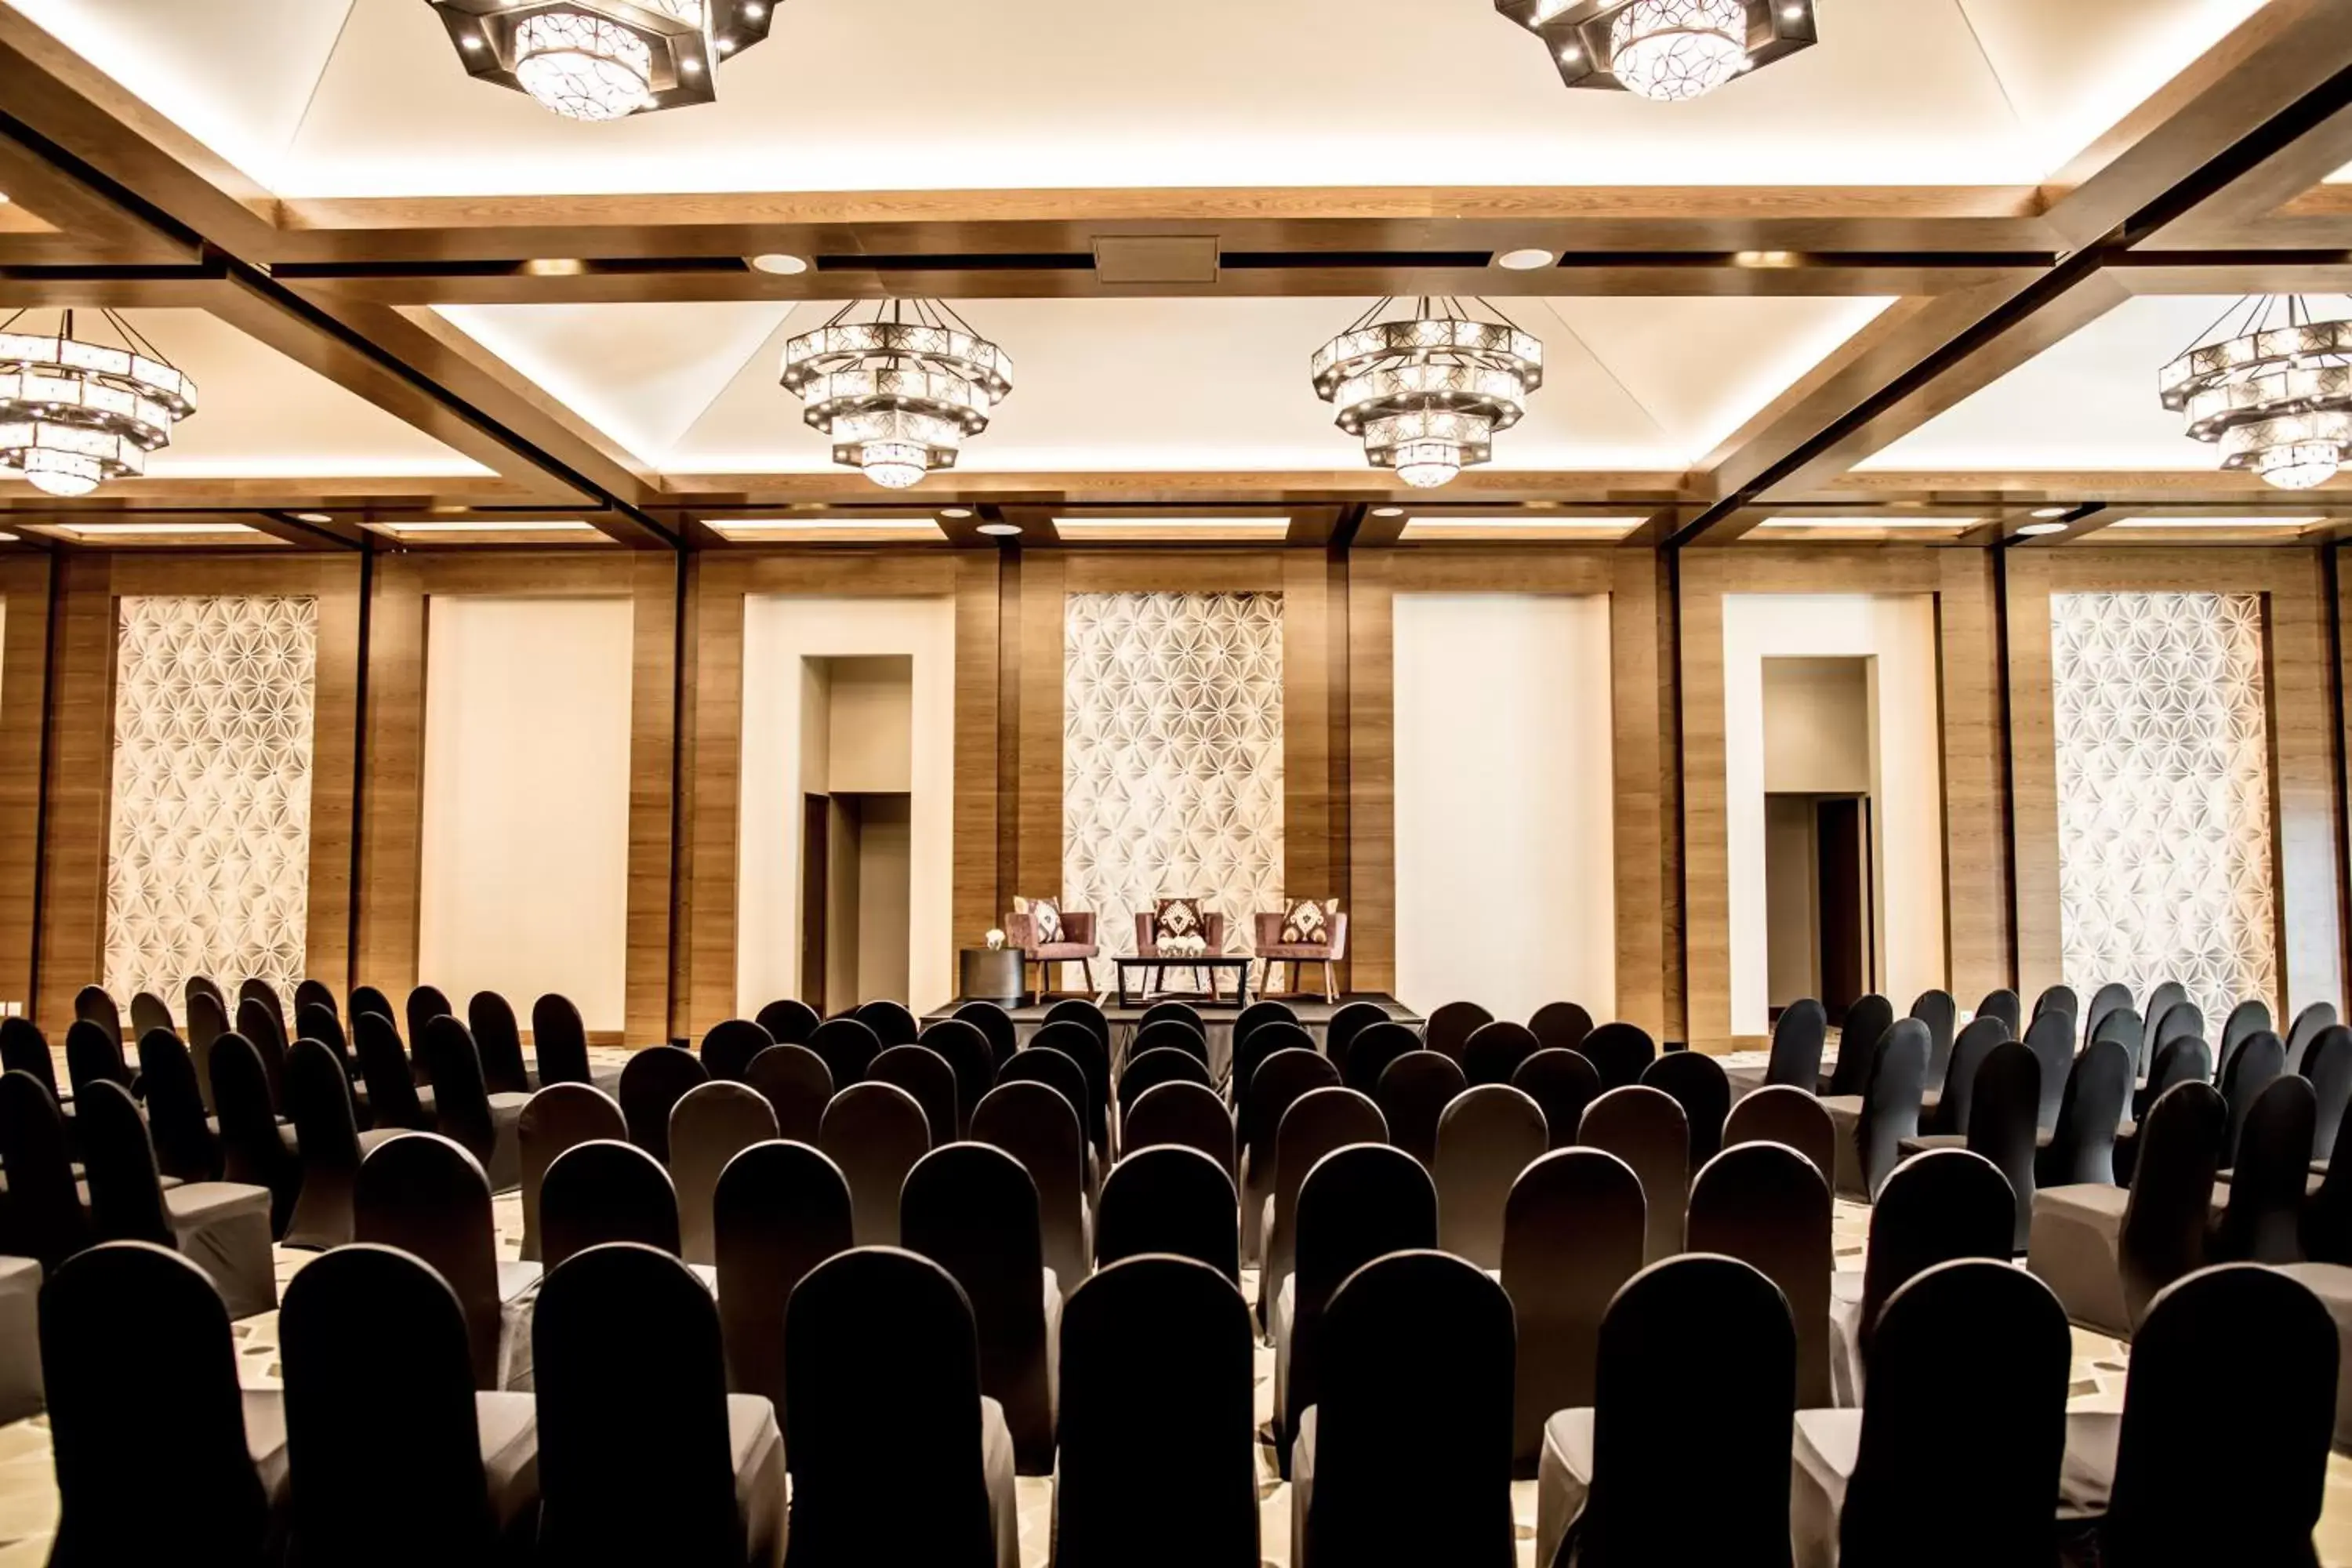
[1064,591,1284,963]
[105,597,318,1019]
[2050,590,2276,1029]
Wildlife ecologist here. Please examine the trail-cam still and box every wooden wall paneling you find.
[1936,550,2013,1009]
[356,557,426,995]
[1280,552,1334,920]
[1345,554,1396,996]
[1656,552,1686,1039]
[953,552,1004,970]
[626,553,681,1044]
[0,557,52,1018]
[993,550,1023,935]
[33,554,114,1027]
[1610,550,1670,1039]
[2001,552,2063,1007]
[1013,550,1066,914]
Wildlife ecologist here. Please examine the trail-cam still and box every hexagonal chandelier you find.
[2161,295,2352,491]
[0,310,198,499]
[1312,298,1544,489]
[1494,0,1819,102]
[427,1,778,122]
[779,299,1015,490]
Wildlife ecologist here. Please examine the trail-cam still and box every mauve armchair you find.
[1007,907,1098,1001]
[1254,912,1348,1004]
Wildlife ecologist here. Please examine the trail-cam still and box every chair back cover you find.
[1764,997,1828,1090]
[618,1044,710,1163]
[743,1043,832,1144]
[1322,1000,1389,1074]
[230,977,281,1039]
[296,1000,355,1085]
[2082,981,2134,1050]
[1688,1140,1833,1406]
[1042,996,1109,1045]
[2220,996,2275,1062]
[1055,1257,1258,1568]
[1639,1050,1731,1165]
[805,1015,883,1093]
[1265,1087,1388,1290]
[42,1243,266,1567]
[1723,1084,1838,1190]
[1341,1019,1421,1096]
[902,1142,1054,1472]
[420,1014,503,1176]
[1827,994,1893,1098]
[919,1018,998,1135]
[2030,982,2078,1035]
[1908,989,1958,1086]
[1423,1000,1494,1063]
[185,989,229,1112]
[129,989,176,1043]
[2118,1081,2227,1330]
[2220,1029,2287,1167]
[1118,1044,1213,1114]
[1236,1020,1317,1105]
[1529,1000,1596,1057]
[697,1018,773,1083]
[1857,1149,2013,1345]
[1461,1020,1540,1087]
[1030,1019,1110,1152]
[1240,1047,1341,1185]
[1305,1251,1515,1568]
[76,1080,172,1248]
[818,1080,929,1247]
[1581,1021,1659,1092]
[517,1082,626,1263]
[2212,1074,2315,1266]
[354,1008,428,1131]
[713,1139,853,1412]
[2143,1033,2213,1109]
[283,1037,367,1249]
[785,1247,997,1567]
[1096,1143,1239,1281]
[530,992,593,1087]
[136,1027,220,1181]
[869,1043,958,1150]
[1124,1079,1236,1178]
[1577,1084,1690,1263]
[1287,1142,1438,1461]
[1856,1018,1932,1200]
[2103,1265,2335,1566]
[347,982,392,1023]
[539,1137,681,1268]
[1839,1261,2070,1568]
[293,977,338,1022]
[466,990,532,1094]
[355,1131,506,1386]
[1964,1040,2042,1253]
[670,1081,780,1265]
[1973,988,2024,1039]
[234,993,289,1110]
[755,996,822,1047]
[281,1245,496,1568]
[0,1022,55,1105]
[2291,1001,2343,1072]
[535,1243,747,1567]
[2021,1009,2074,1131]
[2305,1025,2352,1162]
[1929,1015,2008,1136]
[1576,1254,1794,1568]
[212,1032,299,1232]
[1432,1083,1548,1269]
[1233,999,1299,1066]
[851,997,920,1047]
[1501,1148,1643,1473]
[62,1019,130,1102]
[1364,1049,1459,1164]
[2139,980,2188,1064]
[971,1078,1089,1289]
[71,985,121,1047]
[2042,1039,2132,1187]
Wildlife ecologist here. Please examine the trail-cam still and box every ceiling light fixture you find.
[1496,248,1558,271]
[1371,506,1406,517]
[779,299,1014,489]
[292,513,334,524]
[1495,0,1817,101]
[2030,506,2070,518]
[2161,295,2352,491]
[977,521,1021,537]
[938,506,973,519]
[428,1,776,121]
[1312,297,1542,490]
[2016,521,2068,537]
[0,309,198,498]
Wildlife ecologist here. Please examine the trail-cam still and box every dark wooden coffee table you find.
[1113,956,1253,1008]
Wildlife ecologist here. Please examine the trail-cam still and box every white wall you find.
[418,596,633,1029]
[1762,656,1871,793]
[1724,595,1945,1036]
[739,597,955,1013]
[1393,593,1617,1023]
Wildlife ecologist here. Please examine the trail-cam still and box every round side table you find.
[960,946,1025,1005]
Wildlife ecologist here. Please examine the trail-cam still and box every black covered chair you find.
[358,1131,541,1389]
[1042,996,1109,1047]
[869,1043,959,1150]
[2030,982,2078,1036]
[62,1019,130,1103]
[281,1037,393,1253]
[405,985,456,1066]
[619,1044,710,1163]
[920,1019,998,1138]
[354,1009,434,1133]
[539,1138,682,1270]
[211,1032,301,1238]
[234,994,290,1112]
[713,1139,853,1415]
[1421,1000,1492,1064]
[2136,1033,2212,1126]
[1764,997,1828,1091]
[71,985,121,1049]
[2031,1080,2225,1341]
[292,977,337,1020]
[0,1071,86,1269]
[2219,997,2275,1074]
[1530,1000,1595,1057]
[1973,988,2024,1039]
[2291,1001,2341,1073]
[281,1244,539,1568]
[348,983,393,1025]
[1639,1050,1729,1165]
[2212,1074,2315,1265]
[1132,1017,1210,1070]
[2082,982,2134,1050]
[2037,1038,2132,1188]
[783,1247,1016,1568]
[1833,1149,2013,1405]
[422,1014,527,1191]
[1722,1083,1837,1190]
[1238,1048,1341,1263]
[0,1018,59,1104]
[2024,1009,2074,1131]
[1577,1084,1689,1263]
[1296,1250,1514,1568]
[854,998,920,1047]
[699,1018,775,1084]
[235,978,285,1043]
[805,1017,882,1094]
[2309,1024,2352,1163]
[1823,993,1893,1098]
[1502,1148,1643,1476]
[1908,988,1957,1091]
[1432,1083,1548,1269]
[1340,1020,1420,1098]
[1261,1087,1388,1314]
[1511,1047,1599,1151]
[971,1078,1091,1298]
[1030,1019,1111,1159]
[1962,1040,2042,1253]
[819,1081,930,1247]
[1054,1256,1258,1568]
[1322,1000,1388,1074]
[1687,1139,1833,1406]
[1824,1016,1929,1200]
[187,990,230,1112]
[530,993,594,1087]
[1580,1022,1657,1091]
[745,1043,833,1144]
[1462,1020,1539,1087]
[1918,1014,2006,1138]
[129,989,176,1043]
[902,1142,1058,1475]
[42,1242,271,1568]
[1792,1261,2070,1568]
[1123,1078,1235,1178]
[516,1082,626,1264]
[1377,1049,1468,1164]
[467,990,534,1096]
[78,1078,276,1318]
[534,1243,786,1566]
[1116,1044,1214,1120]
[1538,1254,1794,1568]
[1236,1020,1316,1109]
[756,997,822,1048]
[2220,1028,2287,1168]
[2139,981,2188,1071]
[138,1027,221,1181]
[670,1082,780,1265]
[1096,1143,1238,1281]
[294,1001,358,1100]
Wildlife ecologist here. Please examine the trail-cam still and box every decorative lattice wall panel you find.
[1064,592,1284,961]
[2051,590,2276,1029]
[106,597,318,1017]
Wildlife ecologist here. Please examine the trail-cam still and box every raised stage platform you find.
[921,992,1419,1078]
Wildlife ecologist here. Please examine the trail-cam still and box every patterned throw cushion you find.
[1014,896,1062,946]
[1279,898,1339,946]
[1153,898,1209,956]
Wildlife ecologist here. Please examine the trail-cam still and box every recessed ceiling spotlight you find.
[1733,250,1797,268]
[1496,248,1557,271]
[1559,45,1582,60]
[939,507,973,519]
[1371,506,1405,517]
[292,513,333,524]
[459,32,483,49]
[524,257,586,277]
[749,252,809,275]
[978,521,1022,537]
[2016,521,2068,537]
[2030,506,2070,518]
[744,1,764,13]
[1782,2,1803,16]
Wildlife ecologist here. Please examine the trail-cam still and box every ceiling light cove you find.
[1312,298,1543,489]
[1494,0,1817,102]
[780,300,1014,490]
[0,309,198,498]
[2161,295,2352,492]
[427,1,777,122]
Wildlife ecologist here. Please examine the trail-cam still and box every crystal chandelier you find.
[2160,296,2352,491]
[1312,299,1543,488]
[427,1,778,121]
[0,310,198,499]
[779,300,1014,489]
[1493,0,1817,100]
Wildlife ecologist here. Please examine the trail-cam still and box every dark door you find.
[800,794,829,1013]
[1816,797,1866,1025]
